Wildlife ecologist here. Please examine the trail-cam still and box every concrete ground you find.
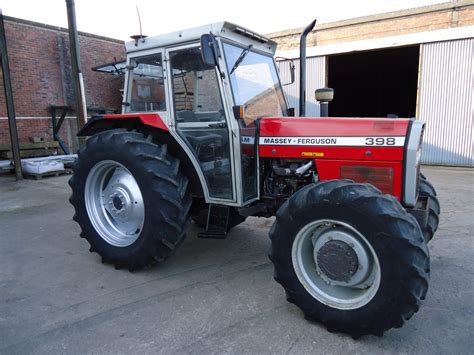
[0,166,473,354]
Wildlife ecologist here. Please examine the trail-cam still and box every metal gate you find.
[418,38,474,166]
[278,56,326,116]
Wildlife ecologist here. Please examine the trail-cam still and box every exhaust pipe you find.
[299,19,316,117]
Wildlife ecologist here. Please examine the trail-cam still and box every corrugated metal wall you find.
[278,57,326,116]
[418,38,474,166]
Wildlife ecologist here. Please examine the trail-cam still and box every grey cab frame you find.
[123,27,281,208]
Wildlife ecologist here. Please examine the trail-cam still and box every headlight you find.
[403,120,425,207]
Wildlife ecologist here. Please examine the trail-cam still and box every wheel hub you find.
[107,187,132,219]
[112,194,125,211]
[312,227,374,288]
[316,240,358,282]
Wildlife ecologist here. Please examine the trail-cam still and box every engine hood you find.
[258,117,411,162]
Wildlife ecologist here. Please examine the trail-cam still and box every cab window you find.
[127,54,166,112]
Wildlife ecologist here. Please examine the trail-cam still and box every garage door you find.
[418,39,473,166]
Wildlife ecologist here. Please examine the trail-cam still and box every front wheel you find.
[269,180,430,338]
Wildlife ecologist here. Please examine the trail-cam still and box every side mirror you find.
[275,57,295,86]
[289,61,295,85]
[200,34,219,67]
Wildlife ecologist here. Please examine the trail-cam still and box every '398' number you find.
[365,137,396,146]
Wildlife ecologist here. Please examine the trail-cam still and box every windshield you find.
[223,43,287,125]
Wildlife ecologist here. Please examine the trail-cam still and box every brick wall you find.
[0,118,50,144]
[0,16,125,149]
[268,3,474,50]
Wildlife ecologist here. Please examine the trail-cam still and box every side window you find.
[127,54,166,112]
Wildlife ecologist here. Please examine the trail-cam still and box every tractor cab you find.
[122,22,288,206]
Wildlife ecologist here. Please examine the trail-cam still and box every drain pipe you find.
[299,19,316,117]
[65,0,87,134]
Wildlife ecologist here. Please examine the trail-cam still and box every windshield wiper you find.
[230,44,253,74]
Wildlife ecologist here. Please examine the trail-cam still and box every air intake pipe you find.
[299,19,316,117]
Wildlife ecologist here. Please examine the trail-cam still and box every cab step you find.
[197,205,230,239]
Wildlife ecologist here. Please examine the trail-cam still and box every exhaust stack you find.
[299,19,316,117]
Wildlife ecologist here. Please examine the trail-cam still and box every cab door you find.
[165,44,236,202]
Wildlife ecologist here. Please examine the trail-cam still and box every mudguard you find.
[77,113,168,136]
[76,113,206,198]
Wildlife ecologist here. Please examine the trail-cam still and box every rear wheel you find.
[69,129,191,270]
[418,176,440,242]
[269,180,429,338]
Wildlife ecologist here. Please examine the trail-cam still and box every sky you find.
[1,0,449,41]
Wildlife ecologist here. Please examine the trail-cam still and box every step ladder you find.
[197,205,230,239]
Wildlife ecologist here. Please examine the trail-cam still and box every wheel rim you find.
[85,160,145,247]
[292,219,381,310]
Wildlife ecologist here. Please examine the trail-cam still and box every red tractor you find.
[69,21,440,337]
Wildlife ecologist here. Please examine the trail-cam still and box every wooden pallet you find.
[23,168,72,180]
[0,141,60,159]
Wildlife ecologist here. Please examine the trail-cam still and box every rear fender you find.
[77,114,205,198]
[77,113,168,136]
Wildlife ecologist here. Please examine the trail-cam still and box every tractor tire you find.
[269,180,429,338]
[418,177,440,243]
[69,129,191,271]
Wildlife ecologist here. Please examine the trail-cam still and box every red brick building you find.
[267,1,474,49]
[0,16,125,151]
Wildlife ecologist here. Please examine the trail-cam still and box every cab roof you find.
[125,21,277,55]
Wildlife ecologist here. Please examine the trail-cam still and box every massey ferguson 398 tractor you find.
[69,21,440,337]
